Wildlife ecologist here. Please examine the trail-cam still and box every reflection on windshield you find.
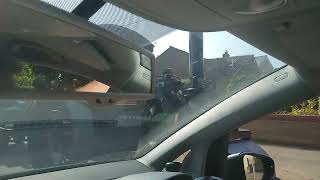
[0,61,109,93]
[0,100,149,175]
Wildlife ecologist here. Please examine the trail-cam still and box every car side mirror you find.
[226,152,276,180]
[165,162,182,172]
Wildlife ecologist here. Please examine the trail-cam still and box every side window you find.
[242,97,320,145]
[164,149,191,172]
[242,97,320,180]
[174,149,191,164]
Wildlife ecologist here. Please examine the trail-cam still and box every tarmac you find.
[260,144,320,180]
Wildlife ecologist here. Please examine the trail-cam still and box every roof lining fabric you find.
[41,0,174,49]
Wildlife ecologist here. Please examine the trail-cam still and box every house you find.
[155,46,190,79]
[204,52,261,94]
[155,47,274,93]
[156,47,274,77]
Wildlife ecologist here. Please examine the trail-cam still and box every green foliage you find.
[13,63,90,91]
[181,79,191,88]
[291,98,319,115]
[274,97,319,116]
[14,63,35,89]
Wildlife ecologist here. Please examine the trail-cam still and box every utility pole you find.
[189,32,204,90]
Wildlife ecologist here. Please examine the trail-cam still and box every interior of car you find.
[0,0,319,180]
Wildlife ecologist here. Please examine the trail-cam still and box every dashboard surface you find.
[9,160,152,180]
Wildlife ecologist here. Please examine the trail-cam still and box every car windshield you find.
[0,0,286,178]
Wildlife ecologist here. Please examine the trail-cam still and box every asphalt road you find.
[260,144,320,180]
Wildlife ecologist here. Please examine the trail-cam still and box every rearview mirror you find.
[227,152,276,180]
[0,0,155,102]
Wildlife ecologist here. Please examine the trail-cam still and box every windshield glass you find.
[0,0,286,177]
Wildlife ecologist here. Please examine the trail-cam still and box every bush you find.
[274,97,319,115]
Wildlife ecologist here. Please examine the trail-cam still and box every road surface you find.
[260,144,320,180]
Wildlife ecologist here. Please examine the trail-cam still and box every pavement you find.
[260,144,320,180]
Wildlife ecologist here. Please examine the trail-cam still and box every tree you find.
[14,62,90,91]
[15,63,35,89]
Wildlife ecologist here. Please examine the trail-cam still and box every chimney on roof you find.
[223,50,230,58]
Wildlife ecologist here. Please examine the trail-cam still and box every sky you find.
[153,30,286,68]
